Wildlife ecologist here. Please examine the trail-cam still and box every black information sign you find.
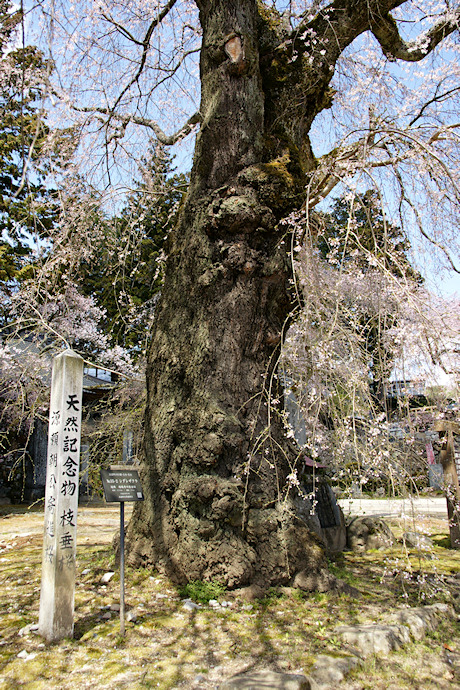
[100,468,144,503]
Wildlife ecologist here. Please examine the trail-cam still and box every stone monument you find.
[38,350,84,641]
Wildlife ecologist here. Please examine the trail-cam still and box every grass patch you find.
[177,579,227,604]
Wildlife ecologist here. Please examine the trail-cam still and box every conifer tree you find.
[0,1,58,318]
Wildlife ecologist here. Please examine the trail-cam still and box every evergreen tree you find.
[78,146,187,352]
[319,190,422,282]
[0,1,59,314]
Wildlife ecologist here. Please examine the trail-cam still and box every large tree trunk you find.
[126,0,438,588]
[126,0,328,589]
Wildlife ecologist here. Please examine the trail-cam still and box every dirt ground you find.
[0,500,132,544]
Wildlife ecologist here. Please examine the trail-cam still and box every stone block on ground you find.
[311,654,361,688]
[402,531,434,549]
[18,624,39,637]
[393,603,454,640]
[101,571,115,583]
[336,623,410,656]
[219,669,316,689]
[321,498,347,554]
[322,522,347,554]
[182,599,201,611]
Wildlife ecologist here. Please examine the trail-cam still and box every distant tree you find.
[77,145,188,351]
[0,1,61,324]
[319,191,422,283]
[315,190,423,407]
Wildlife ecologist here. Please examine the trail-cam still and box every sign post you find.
[100,467,144,635]
[39,350,84,642]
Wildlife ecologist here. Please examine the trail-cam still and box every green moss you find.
[256,0,283,30]
[260,153,295,187]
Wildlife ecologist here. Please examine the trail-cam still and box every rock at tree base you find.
[346,516,395,551]
[336,623,410,656]
[336,603,455,659]
[392,603,455,640]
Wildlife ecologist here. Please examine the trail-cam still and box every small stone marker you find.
[38,350,84,642]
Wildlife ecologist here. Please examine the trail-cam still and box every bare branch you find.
[100,12,144,46]
[109,0,179,114]
[409,85,460,126]
[72,105,201,146]
[370,10,459,62]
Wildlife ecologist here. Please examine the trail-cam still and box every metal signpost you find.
[100,467,144,634]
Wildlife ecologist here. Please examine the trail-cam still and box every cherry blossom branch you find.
[394,179,460,274]
[409,86,460,127]
[370,9,460,62]
[307,120,460,210]
[81,357,143,381]
[384,128,460,204]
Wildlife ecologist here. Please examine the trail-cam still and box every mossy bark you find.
[126,0,412,588]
